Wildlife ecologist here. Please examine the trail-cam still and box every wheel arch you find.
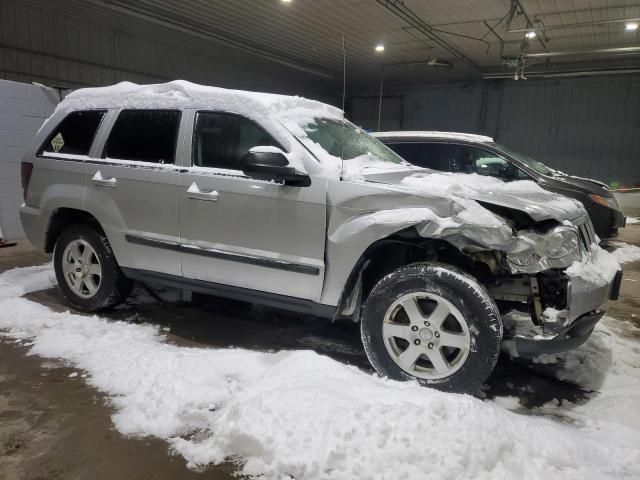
[334,228,476,321]
[45,208,105,253]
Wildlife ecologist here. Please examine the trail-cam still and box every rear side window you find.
[105,110,181,164]
[193,112,280,170]
[41,110,106,156]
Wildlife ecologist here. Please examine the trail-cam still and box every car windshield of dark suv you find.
[494,143,556,176]
[303,118,407,165]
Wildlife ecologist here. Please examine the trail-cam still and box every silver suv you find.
[20,81,622,393]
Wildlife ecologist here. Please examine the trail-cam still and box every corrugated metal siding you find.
[495,76,640,188]
[394,75,640,187]
[0,0,333,98]
[350,96,403,131]
[403,85,486,133]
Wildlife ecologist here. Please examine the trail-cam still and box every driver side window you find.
[193,112,281,170]
[464,147,528,180]
[471,148,510,177]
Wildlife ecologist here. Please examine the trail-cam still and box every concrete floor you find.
[1,216,639,480]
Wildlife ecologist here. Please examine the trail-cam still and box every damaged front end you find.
[488,214,622,356]
[416,210,622,356]
[325,173,621,357]
[407,192,623,356]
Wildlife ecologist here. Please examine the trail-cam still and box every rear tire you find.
[361,262,502,394]
[53,224,132,311]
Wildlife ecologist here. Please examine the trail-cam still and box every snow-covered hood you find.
[359,169,586,223]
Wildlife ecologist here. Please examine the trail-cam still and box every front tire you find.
[53,224,132,311]
[361,262,502,394]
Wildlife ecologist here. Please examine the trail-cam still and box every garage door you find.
[0,80,59,241]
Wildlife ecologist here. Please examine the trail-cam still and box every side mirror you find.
[499,162,518,180]
[241,147,311,187]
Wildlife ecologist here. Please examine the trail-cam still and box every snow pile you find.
[627,216,639,225]
[403,172,578,207]
[611,242,640,264]
[541,307,569,326]
[401,172,583,220]
[566,244,620,286]
[59,81,343,127]
[0,264,55,300]
[533,317,640,430]
[340,154,416,182]
[1,266,639,479]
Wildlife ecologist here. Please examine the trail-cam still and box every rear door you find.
[22,110,106,250]
[178,110,327,301]
[84,109,184,276]
[31,109,106,213]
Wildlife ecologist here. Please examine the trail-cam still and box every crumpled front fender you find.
[319,180,517,306]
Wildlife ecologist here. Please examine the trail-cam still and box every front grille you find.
[576,217,596,253]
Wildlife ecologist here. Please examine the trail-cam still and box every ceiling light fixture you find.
[281,0,292,3]
[375,44,385,53]
[625,22,639,31]
[525,31,537,39]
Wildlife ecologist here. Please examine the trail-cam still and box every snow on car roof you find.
[372,131,494,143]
[58,80,343,124]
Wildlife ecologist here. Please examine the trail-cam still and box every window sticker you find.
[51,133,65,153]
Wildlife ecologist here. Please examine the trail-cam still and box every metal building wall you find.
[493,76,640,188]
[403,84,486,134]
[349,96,403,132]
[393,75,640,188]
[0,0,334,100]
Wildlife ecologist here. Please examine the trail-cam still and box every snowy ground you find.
[610,241,640,264]
[1,265,640,479]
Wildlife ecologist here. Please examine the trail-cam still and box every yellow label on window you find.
[51,133,64,153]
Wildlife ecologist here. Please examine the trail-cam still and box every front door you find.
[178,111,327,301]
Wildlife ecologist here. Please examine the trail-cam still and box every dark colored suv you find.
[373,131,626,239]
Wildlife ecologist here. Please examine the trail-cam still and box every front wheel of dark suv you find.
[361,262,503,394]
[53,224,132,311]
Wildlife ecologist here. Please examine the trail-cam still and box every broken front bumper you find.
[513,269,622,356]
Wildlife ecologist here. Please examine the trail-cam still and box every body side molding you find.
[121,267,336,318]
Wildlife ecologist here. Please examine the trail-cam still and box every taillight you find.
[21,162,33,201]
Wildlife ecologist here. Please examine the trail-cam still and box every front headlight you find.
[591,194,618,210]
[544,227,580,259]
[508,226,581,273]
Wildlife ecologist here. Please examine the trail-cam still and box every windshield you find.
[303,118,406,165]
[495,143,555,176]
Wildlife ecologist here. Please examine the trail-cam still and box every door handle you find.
[92,171,117,188]
[186,182,219,202]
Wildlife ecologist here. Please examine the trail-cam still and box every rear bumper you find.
[19,204,45,250]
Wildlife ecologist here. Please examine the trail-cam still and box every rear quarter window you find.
[40,110,106,156]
